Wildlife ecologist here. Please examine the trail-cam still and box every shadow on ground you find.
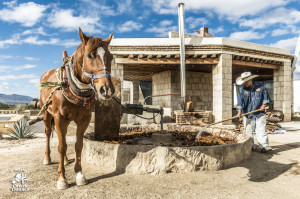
[230,142,300,182]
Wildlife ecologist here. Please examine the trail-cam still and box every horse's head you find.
[78,28,115,101]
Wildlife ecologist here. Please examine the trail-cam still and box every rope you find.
[36,86,61,118]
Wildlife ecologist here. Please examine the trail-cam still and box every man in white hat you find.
[236,71,272,153]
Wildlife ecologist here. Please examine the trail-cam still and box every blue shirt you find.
[237,81,270,118]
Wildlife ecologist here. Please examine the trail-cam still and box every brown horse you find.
[40,28,115,189]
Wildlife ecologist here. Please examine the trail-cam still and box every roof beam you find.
[232,60,280,69]
[115,57,219,65]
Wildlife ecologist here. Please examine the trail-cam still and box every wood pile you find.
[235,110,283,134]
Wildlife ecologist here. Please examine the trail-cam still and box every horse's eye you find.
[88,53,93,59]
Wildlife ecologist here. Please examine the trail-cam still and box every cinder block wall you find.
[152,71,172,107]
[152,70,212,111]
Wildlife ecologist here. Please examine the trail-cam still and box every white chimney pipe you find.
[178,3,186,109]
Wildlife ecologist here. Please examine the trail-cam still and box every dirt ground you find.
[1,122,300,199]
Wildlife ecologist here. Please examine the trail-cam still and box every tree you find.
[0,102,9,109]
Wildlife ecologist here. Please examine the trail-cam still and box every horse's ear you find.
[79,27,89,45]
[104,33,114,45]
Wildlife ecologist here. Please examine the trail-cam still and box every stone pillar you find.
[212,54,232,124]
[130,79,140,104]
[274,61,292,121]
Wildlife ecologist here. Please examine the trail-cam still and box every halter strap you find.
[82,72,111,79]
[80,55,111,92]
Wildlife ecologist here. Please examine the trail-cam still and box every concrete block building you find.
[109,27,294,122]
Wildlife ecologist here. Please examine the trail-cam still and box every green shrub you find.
[0,102,9,110]
[15,104,30,111]
[7,120,35,139]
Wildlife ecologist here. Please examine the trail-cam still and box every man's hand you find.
[260,104,266,112]
[237,110,242,118]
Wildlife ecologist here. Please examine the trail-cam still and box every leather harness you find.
[56,55,111,108]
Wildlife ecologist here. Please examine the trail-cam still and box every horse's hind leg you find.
[43,112,53,165]
[74,115,91,186]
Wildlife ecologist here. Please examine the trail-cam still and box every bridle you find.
[79,50,112,92]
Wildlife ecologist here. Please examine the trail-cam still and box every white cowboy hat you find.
[236,72,259,85]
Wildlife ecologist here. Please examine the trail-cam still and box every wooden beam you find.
[115,57,219,65]
[232,60,279,69]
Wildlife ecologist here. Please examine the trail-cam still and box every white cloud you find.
[61,39,80,48]
[0,34,79,48]
[210,26,224,36]
[240,7,300,29]
[229,30,267,41]
[0,81,9,93]
[270,36,298,51]
[0,34,21,48]
[0,55,12,60]
[14,64,36,70]
[21,27,49,36]
[0,74,38,80]
[117,21,143,33]
[146,23,177,37]
[271,29,289,36]
[29,79,40,84]
[23,36,59,45]
[117,0,133,14]
[186,17,208,29]
[0,2,47,27]
[47,9,101,34]
[143,0,290,19]
[160,20,173,27]
[0,64,36,72]
[24,57,39,61]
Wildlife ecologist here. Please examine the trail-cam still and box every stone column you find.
[212,54,232,124]
[273,61,292,121]
[130,79,140,104]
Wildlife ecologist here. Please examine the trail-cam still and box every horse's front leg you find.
[54,115,70,190]
[74,114,91,186]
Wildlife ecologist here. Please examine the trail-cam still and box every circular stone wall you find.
[83,124,251,175]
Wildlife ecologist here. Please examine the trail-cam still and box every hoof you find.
[57,179,69,190]
[43,158,51,165]
[76,172,87,186]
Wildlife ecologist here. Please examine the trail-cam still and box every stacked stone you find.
[152,71,172,108]
[212,54,232,124]
[152,70,212,111]
[273,61,292,121]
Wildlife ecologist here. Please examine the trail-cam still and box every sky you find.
[0,0,300,99]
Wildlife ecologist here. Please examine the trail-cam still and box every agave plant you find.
[7,120,35,139]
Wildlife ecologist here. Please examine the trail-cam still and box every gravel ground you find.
[0,122,300,199]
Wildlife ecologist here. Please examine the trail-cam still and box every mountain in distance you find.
[0,93,34,104]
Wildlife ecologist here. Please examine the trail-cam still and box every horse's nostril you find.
[100,86,107,96]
